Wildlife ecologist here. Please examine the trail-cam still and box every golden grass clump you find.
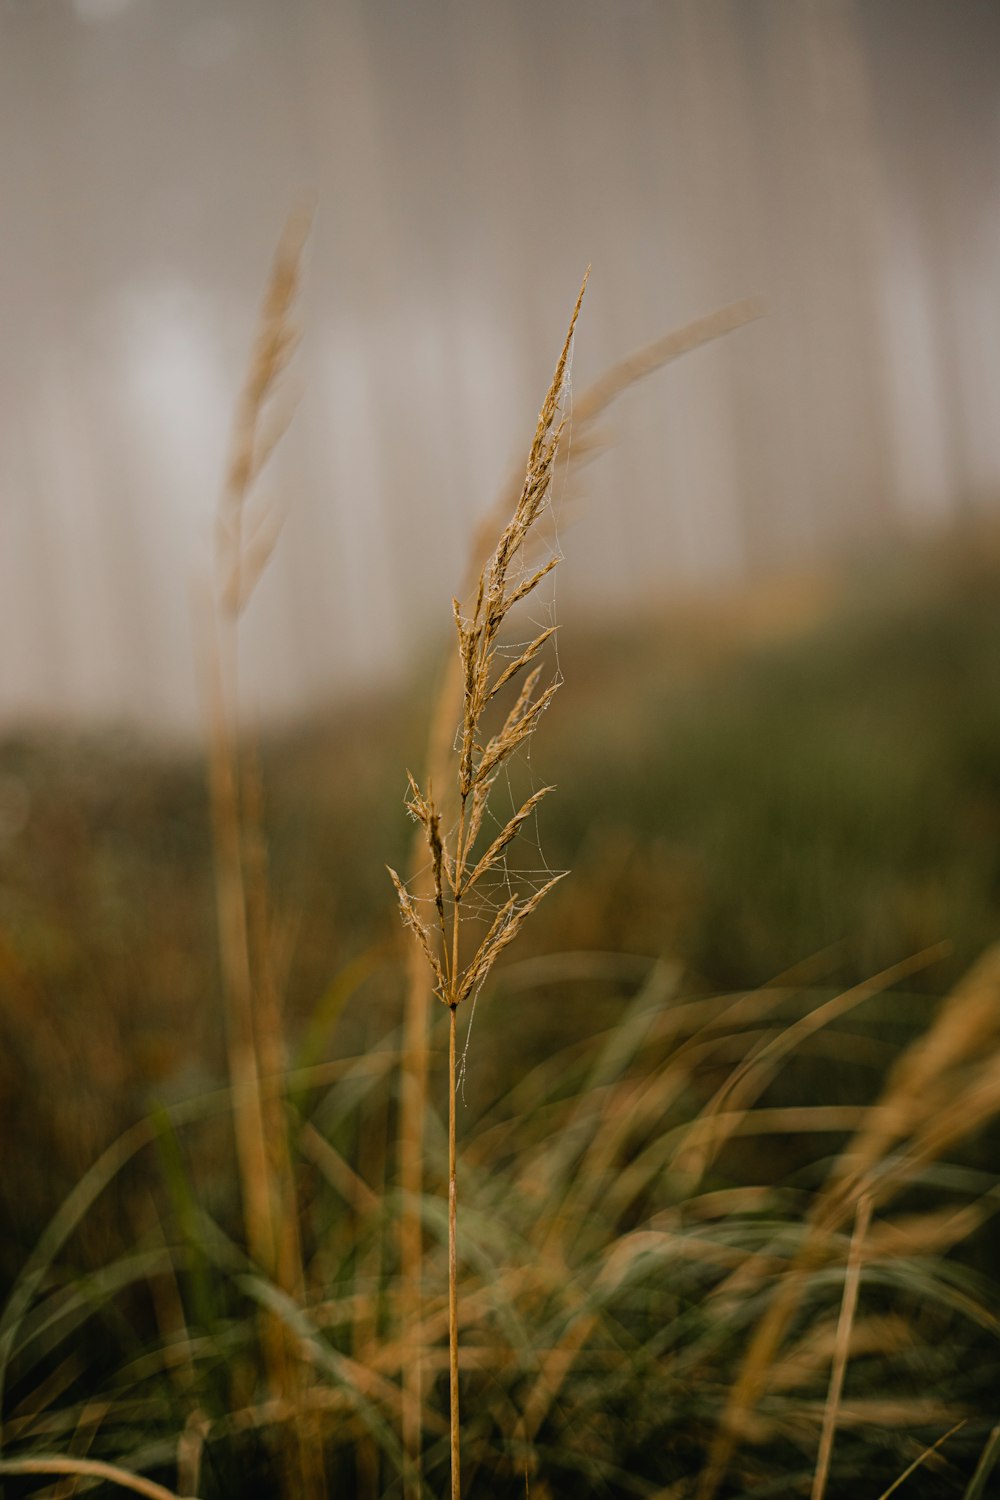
[700,939,1000,1500]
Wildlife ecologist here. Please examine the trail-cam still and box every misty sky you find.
[2,0,1000,730]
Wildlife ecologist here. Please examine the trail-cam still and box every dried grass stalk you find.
[205,209,325,1500]
[811,1193,873,1500]
[392,271,590,1500]
[873,1421,967,1500]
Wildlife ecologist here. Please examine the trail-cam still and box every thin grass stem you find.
[873,1420,966,1500]
[449,1002,461,1500]
[812,1192,873,1500]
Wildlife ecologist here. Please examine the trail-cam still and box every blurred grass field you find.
[0,536,993,1180]
[3,530,1000,1495]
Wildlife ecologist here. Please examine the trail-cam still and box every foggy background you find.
[2,0,999,733]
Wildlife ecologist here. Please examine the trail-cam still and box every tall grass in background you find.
[1,219,1000,1500]
[203,208,325,1499]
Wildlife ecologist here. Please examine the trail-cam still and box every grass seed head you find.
[393,273,587,1007]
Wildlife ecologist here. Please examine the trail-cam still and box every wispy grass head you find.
[390,271,588,1012]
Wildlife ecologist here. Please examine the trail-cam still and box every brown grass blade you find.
[0,1457,195,1500]
[874,1421,967,1500]
[811,1193,873,1500]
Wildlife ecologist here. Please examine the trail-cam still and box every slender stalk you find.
[399,939,429,1497]
[811,1192,872,1500]
[392,276,590,1500]
[873,1421,965,1500]
[206,631,277,1283]
[448,1002,461,1500]
[204,210,326,1500]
